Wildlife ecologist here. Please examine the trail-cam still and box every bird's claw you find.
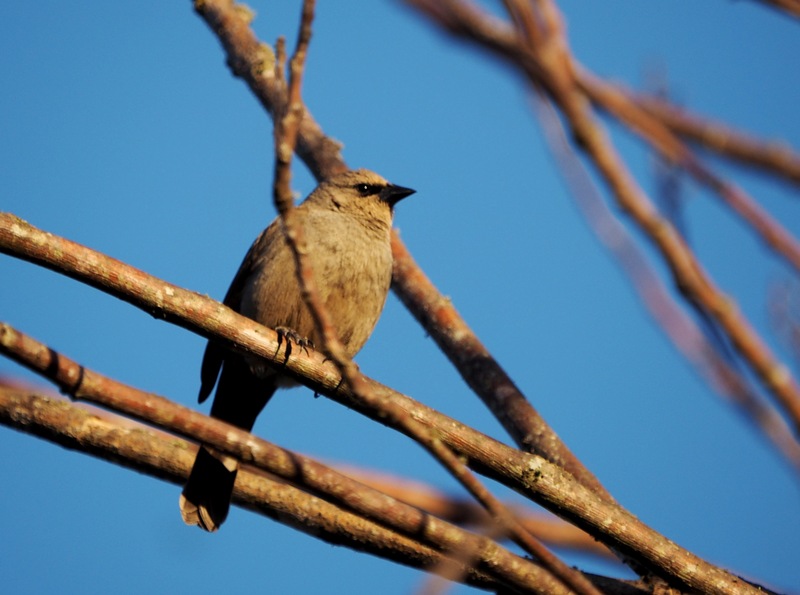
[276,326,314,361]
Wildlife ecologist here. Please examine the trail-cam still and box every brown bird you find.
[179,169,415,531]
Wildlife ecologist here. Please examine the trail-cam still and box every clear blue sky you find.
[2,2,799,593]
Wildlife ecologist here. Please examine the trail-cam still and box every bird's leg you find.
[275,326,314,363]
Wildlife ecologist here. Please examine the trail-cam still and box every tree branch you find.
[193,0,346,180]
[341,466,615,560]
[405,0,800,443]
[532,95,800,476]
[0,387,555,594]
[751,0,800,19]
[627,90,800,187]
[0,214,766,594]
[576,69,800,276]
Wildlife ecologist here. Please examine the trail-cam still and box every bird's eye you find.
[354,183,380,196]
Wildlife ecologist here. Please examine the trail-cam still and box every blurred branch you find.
[195,0,612,505]
[576,69,800,276]
[629,91,800,187]
[752,0,800,19]
[533,96,800,476]
[405,0,800,442]
[770,281,800,367]
[0,214,767,593]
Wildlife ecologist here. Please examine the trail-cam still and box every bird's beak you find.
[380,184,416,206]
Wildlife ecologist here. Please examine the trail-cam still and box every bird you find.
[179,168,415,531]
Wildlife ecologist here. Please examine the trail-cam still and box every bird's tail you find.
[179,446,239,532]
[180,353,277,532]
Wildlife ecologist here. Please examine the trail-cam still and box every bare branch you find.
[533,96,800,475]
[405,0,800,443]
[0,388,548,593]
[0,214,765,594]
[194,0,346,180]
[751,0,800,19]
[576,69,800,276]
[628,91,800,187]
[341,465,615,561]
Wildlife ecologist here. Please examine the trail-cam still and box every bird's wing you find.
[197,227,272,404]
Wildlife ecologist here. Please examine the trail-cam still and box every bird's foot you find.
[275,326,314,362]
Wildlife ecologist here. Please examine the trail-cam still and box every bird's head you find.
[308,169,415,229]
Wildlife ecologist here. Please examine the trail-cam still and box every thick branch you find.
[0,388,533,593]
[0,214,763,594]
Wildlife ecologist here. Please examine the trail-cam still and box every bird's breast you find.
[241,211,394,359]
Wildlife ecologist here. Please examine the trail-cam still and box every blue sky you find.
[2,1,799,593]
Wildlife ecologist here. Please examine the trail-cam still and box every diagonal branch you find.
[193,0,346,180]
[405,0,800,441]
[0,213,767,594]
[532,95,800,476]
[627,90,800,187]
[0,387,560,594]
[342,466,615,561]
[576,69,800,276]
